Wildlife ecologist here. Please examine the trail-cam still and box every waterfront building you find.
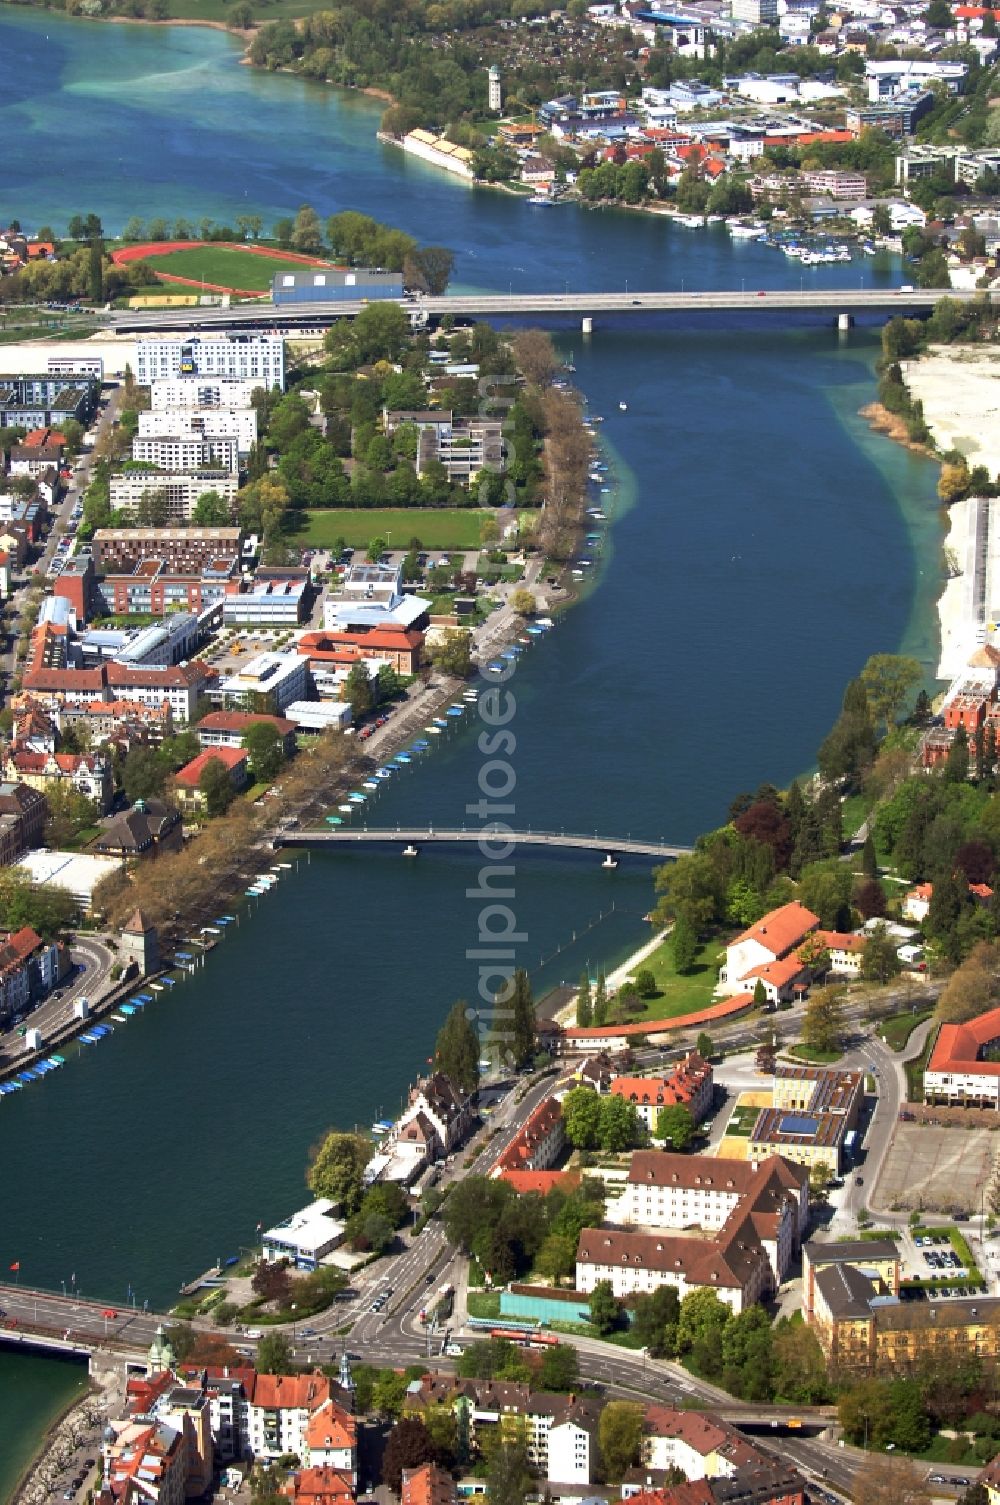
[576,1150,808,1310]
[108,468,239,524]
[173,747,250,811]
[392,1072,476,1165]
[283,700,352,734]
[118,907,161,976]
[261,1198,346,1270]
[717,900,867,1003]
[135,334,285,390]
[196,709,297,756]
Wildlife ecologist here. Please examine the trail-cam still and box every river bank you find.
[887,343,1000,679]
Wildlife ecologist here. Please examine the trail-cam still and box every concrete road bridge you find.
[108,286,985,333]
[278,826,691,860]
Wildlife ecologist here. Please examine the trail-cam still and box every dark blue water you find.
[0,5,942,1317]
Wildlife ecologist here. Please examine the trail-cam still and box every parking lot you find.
[877,1122,1000,1215]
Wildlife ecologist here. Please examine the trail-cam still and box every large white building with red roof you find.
[576,1149,808,1311]
[718,901,868,1002]
[924,1005,1000,1106]
[718,902,819,1003]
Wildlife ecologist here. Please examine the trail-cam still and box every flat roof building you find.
[262,1198,346,1269]
[136,334,285,390]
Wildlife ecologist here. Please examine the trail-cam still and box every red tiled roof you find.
[927,1007,1000,1079]
[174,747,248,788]
[251,1371,332,1410]
[304,1397,357,1451]
[298,628,424,655]
[282,1466,356,1504]
[732,901,820,959]
[197,710,296,736]
[563,992,755,1039]
[815,930,866,953]
[401,1462,457,1505]
[499,1170,575,1194]
[742,955,809,989]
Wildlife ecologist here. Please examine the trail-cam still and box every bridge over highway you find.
[278,826,691,859]
[109,285,984,333]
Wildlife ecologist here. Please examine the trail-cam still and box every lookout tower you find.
[488,65,502,113]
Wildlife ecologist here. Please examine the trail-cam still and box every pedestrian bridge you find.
[279,827,691,860]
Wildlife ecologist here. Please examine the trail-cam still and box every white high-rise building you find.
[136,334,285,390]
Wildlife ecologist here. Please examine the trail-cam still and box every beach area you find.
[899,345,1000,680]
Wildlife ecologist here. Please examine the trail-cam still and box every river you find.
[0,8,944,1491]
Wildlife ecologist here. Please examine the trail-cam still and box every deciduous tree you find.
[306,1131,371,1214]
[598,1400,645,1478]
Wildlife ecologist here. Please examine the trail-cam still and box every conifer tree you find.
[510,968,537,1067]
[593,971,608,1026]
[577,970,593,1028]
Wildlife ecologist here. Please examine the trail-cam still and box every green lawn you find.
[295,509,496,552]
[466,1291,501,1319]
[840,793,869,843]
[905,1024,937,1102]
[139,245,336,292]
[787,1043,843,1065]
[619,931,727,1021]
[725,1104,762,1137]
[878,1008,933,1052]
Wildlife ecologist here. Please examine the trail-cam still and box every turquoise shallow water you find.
[0,1345,89,1504]
[0,10,944,1485]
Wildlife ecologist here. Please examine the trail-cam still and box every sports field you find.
[111,241,339,296]
[295,510,519,551]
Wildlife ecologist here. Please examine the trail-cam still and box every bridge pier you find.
[838,312,853,332]
[403,844,419,858]
[602,853,619,869]
[582,316,593,335]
